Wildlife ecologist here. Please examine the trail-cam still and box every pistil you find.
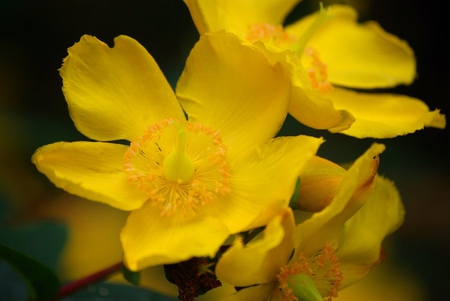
[163,124,195,183]
[293,3,330,57]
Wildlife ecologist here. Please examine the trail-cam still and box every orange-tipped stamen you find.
[247,23,297,48]
[276,244,343,301]
[305,47,333,95]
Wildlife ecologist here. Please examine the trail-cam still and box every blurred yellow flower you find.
[32,32,322,271]
[215,143,405,300]
[184,0,446,138]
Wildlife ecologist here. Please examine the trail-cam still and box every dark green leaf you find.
[0,221,67,270]
[62,282,178,301]
[0,243,61,301]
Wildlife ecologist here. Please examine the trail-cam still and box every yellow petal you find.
[289,83,355,131]
[329,87,446,138]
[293,143,385,256]
[31,141,148,211]
[183,0,301,35]
[258,42,355,132]
[121,201,229,270]
[219,283,278,301]
[177,31,291,158]
[61,35,183,141]
[203,135,323,233]
[216,208,295,287]
[287,5,416,88]
[337,176,405,287]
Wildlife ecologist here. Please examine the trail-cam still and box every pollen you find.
[247,23,297,48]
[276,244,343,301]
[305,47,333,95]
[123,118,231,216]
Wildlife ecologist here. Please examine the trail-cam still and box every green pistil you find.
[163,125,195,183]
[289,273,324,301]
[292,2,329,57]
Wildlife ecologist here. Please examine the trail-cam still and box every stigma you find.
[124,118,230,216]
[163,124,195,183]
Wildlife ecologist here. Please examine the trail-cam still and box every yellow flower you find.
[215,144,405,300]
[31,31,323,271]
[184,0,446,138]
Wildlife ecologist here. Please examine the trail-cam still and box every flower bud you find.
[296,155,379,212]
[296,156,346,212]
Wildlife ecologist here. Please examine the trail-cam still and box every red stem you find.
[52,262,123,300]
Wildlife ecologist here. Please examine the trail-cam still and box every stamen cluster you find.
[277,245,343,301]
[124,118,230,216]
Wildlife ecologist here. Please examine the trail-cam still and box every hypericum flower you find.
[183,0,446,138]
[215,143,405,300]
[31,31,323,271]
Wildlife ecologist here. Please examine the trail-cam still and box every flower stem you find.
[52,262,123,300]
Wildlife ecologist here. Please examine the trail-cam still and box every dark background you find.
[1,0,448,300]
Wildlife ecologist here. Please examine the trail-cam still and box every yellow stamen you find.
[123,118,230,216]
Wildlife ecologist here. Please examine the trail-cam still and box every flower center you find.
[276,245,343,301]
[246,23,297,48]
[124,118,231,216]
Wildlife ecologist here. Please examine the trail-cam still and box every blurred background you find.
[0,0,448,300]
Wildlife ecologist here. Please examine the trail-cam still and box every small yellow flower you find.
[184,0,446,138]
[215,144,405,300]
[32,32,323,271]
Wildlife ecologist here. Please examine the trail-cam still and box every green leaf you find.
[0,221,67,270]
[121,264,140,286]
[0,243,61,301]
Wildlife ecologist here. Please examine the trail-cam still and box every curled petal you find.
[262,49,355,132]
[337,176,405,287]
[293,143,385,256]
[216,208,295,287]
[289,85,355,132]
